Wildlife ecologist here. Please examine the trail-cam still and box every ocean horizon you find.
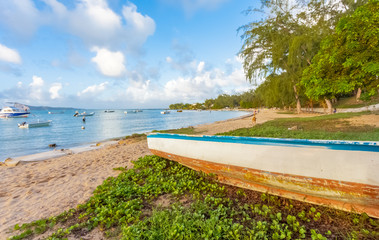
[0,109,247,161]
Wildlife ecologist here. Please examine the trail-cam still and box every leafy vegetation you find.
[153,126,202,135]
[219,111,379,141]
[8,155,379,239]
[302,0,379,113]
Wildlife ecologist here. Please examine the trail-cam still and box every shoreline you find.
[0,109,317,238]
[1,110,252,164]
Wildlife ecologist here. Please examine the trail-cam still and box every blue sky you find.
[0,0,261,109]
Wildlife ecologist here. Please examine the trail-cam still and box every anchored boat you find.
[18,120,52,128]
[147,133,379,218]
[74,111,95,117]
[0,102,30,118]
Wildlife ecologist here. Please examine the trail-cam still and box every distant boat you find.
[147,133,379,218]
[18,120,52,128]
[177,110,183,112]
[124,110,137,114]
[48,111,64,114]
[161,110,170,114]
[74,111,95,117]
[0,102,30,118]
[104,110,115,113]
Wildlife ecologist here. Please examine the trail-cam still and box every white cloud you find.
[91,47,126,77]
[0,43,22,64]
[49,83,62,99]
[197,61,205,73]
[29,75,44,100]
[125,58,251,104]
[0,1,155,51]
[125,80,155,103]
[30,75,44,87]
[0,0,40,38]
[78,81,109,97]
[122,2,156,48]
[67,0,122,47]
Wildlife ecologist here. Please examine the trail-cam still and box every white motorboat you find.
[18,120,52,128]
[161,110,170,114]
[74,111,95,117]
[0,102,30,118]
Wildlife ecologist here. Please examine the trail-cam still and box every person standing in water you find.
[82,116,86,122]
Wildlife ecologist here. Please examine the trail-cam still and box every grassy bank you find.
[219,111,379,141]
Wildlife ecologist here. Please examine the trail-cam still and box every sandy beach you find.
[0,109,325,239]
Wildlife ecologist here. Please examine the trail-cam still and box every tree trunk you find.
[325,98,333,114]
[356,88,362,102]
[293,85,301,114]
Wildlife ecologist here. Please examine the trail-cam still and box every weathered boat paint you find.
[147,133,379,218]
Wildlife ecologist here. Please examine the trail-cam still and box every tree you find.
[239,0,367,113]
[337,0,379,99]
[302,0,378,113]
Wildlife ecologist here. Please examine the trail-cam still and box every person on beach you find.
[252,115,256,124]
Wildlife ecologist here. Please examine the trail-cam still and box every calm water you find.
[0,109,247,160]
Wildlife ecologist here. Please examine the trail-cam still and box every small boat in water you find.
[177,109,183,112]
[0,102,30,118]
[147,133,379,218]
[161,110,170,114]
[104,110,115,113]
[18,120,52,128]
[74,111,95,117]
[124,110,137,114]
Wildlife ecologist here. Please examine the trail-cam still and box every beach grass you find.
[153,126,203,135]
[218,111,379,141]
[8,155,379,240]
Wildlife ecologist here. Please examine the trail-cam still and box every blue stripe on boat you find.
[147,133,379,152]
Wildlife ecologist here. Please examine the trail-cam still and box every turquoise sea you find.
[0,109,247,161]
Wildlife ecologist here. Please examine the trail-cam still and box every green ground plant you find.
[153,126,203,135]
[8,155,379,239]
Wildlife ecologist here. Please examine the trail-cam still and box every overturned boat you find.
[147,133,379,218]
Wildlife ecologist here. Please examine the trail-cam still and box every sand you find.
[0,109,342,239]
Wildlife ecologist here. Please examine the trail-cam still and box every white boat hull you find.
[18,120,52,128]
[147,133,379,218]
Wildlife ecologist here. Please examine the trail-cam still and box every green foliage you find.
[302,0,379,101]
[124,133,146,139]
[153,126,201,135]
[9,155,379,239]
[169,102,204,110]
